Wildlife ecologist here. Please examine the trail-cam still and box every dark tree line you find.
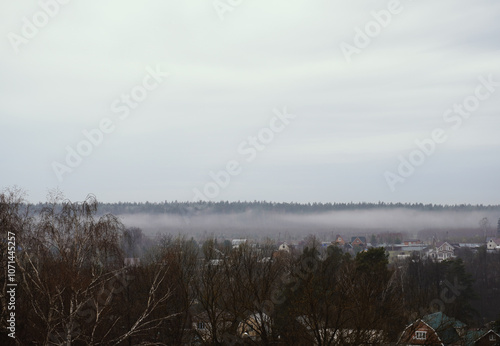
[397,255,477,323]
[27,200,500,217]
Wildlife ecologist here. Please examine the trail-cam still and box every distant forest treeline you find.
[20,196,500,216]
[89,201,500,215]
[19,199,500,238]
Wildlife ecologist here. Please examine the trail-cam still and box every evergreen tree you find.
[441,258,477,323]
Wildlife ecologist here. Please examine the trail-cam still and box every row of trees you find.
[93,200,500,216]
[1,190,496,345]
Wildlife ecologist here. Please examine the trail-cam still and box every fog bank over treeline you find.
[99,202,500,239]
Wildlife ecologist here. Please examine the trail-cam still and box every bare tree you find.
[284,245,352,346]
[0,187,34,343]
[221,241,287,345]
[147,235,199,344]
[1,190,175,345]
[188,238,230,344]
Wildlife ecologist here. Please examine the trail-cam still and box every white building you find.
[232,239,247,248]
[486,237,500,251]
[427,241,456,262]
[278,242,290,253]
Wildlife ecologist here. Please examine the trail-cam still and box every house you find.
[400,313,500,345]
[232,239,247,248]
[396,252,411,260]
[237,312,271,341]
[427,241,457,262]
[333,236,356,252]
[191,312,212,343]
[458,243,483,251]
[486,237,500,251]
[474,329,500,345]
[399,312,466,345]
[278,242,290,253]
[404,239,423,246]
[191,310,232,343]
[351,236,367,247]
[334,235,347,246]
[464,329,500,345]
[388,245,428,263]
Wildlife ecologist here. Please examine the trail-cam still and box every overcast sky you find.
[1,1,499,204]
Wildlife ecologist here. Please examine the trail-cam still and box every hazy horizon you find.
[115,208,499,240]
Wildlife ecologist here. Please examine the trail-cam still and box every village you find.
[176,232,500,345]
[219,232,500,263]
